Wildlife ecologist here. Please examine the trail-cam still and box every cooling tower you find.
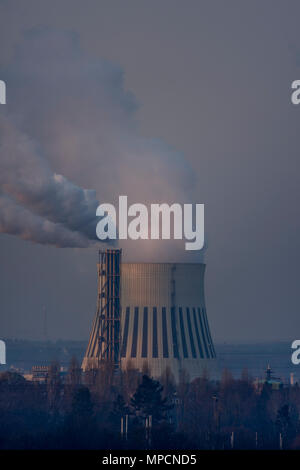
[119,263,216,382]
[82,252,217,382]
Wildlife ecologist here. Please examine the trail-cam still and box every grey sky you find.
[0,0,299,342]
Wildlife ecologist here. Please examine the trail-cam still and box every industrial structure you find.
[82,250,122,371]
[82,250,217,382]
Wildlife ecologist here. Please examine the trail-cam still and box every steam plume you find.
[0,29,196,251]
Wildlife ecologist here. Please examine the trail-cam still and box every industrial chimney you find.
[82,250,217,382]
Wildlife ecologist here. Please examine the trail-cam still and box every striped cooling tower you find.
[119,263,216,382]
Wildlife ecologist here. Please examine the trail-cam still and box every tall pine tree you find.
[131,375,172,424]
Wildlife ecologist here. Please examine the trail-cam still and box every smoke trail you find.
[0,194,89,247]
[0,28,196,252]
[0,114,100,246]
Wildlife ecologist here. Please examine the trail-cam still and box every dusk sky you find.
[0,0,299,343]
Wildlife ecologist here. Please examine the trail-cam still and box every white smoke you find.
[0,194,88,247]
[0,28,196,252]
[0,114,100,245]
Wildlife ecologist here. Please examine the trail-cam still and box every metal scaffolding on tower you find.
[97,249,122,368]
[82,249,122,371]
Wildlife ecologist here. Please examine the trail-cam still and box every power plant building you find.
[82,250,217,382]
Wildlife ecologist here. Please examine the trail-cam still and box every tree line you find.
[0,359,300,449]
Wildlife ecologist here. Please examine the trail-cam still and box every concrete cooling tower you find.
[82,250,217,382]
